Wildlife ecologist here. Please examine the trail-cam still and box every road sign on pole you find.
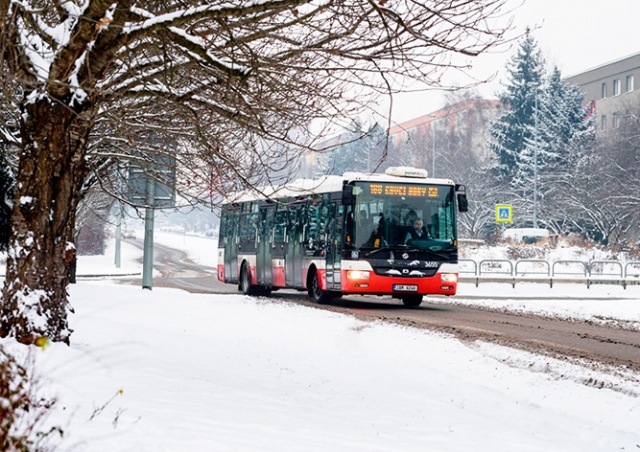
[127,152,176,208]
[495,204,513,223]
[125,138,177,289]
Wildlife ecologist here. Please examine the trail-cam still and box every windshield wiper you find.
[365,244,419,257]
[365,245,447,259]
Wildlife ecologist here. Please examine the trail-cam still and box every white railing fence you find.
[458,258,640,288]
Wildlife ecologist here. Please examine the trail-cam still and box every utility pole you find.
[430,113,437,177]
[114,162,123,268]
[533,89,538,228]
[114,201,122,268]
[142,177,156,290]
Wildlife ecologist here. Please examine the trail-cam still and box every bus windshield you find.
[346,181,458,251]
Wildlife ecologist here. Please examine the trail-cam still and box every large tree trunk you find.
[0,98,91,344]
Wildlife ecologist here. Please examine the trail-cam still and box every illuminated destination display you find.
[369,184,438,197]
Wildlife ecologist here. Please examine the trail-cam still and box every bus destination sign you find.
[369,184,438,197]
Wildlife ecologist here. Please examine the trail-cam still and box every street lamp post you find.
[533,90,538,228]
[429,114,437,177]
[432,120,436,177]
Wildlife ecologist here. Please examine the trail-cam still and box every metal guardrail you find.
[458,258,640,288]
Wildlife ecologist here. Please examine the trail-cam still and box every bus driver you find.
[405,218,431,244]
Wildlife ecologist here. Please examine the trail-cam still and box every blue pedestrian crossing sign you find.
[495,204,513,223]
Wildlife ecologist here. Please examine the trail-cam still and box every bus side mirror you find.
[455,184,468,213]
[341,184,353,205]
[457,193,468,212]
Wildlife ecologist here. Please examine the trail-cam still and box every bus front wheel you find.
[402,294,423,307]
[308,270,333,304]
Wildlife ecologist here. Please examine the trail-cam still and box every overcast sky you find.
[388,0,640,123]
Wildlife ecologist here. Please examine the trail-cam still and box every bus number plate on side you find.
[393,284,418,292]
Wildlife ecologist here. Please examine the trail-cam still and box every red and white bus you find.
[217,167,468,307]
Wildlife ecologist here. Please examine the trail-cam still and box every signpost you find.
[127,149,176,290]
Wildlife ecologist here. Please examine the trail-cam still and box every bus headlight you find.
[346,270,370,280]
[440,273,458,283]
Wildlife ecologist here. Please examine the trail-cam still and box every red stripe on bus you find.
[318,268,328,290]
[272,265,286,287]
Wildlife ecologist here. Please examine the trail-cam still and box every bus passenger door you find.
[325,202,342,290]
[224,211,239,283]
[271,207,287,287]
[285,204,304,288]
[257,206,274,285]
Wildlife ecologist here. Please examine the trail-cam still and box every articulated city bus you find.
[217,167,468,307]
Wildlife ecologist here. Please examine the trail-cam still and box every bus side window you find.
[274,208,287,243]
[344,204,355,244]
[259,206,272,244]
[306,194,329,250]
[306,201,317,250]
[219,211,227,245]
[335,204,344,245]
[319,195,330,247]
[221,209,239,246]
[286,203,304,244]
[239,202,259,249]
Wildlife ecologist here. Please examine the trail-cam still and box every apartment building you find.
[388,98,501,163]
[566,52,640,131]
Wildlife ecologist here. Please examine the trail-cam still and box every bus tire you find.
[308,269,333,304]
[402,294,423,307]
[240,263,257,296]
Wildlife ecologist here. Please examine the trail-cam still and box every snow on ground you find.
[1,232,639,451]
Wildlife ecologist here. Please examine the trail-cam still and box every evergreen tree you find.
[490,31,545,186]
[527,68,595,230]
[536,67,595,172]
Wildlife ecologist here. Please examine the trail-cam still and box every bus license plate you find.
[393,284,418,292]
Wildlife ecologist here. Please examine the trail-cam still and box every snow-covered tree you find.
[0,0,511,343]
[323,120,387,175]
[490,31,545,186]
[533,67,596,233]
[556,101,640,244]
[536,68,595,171]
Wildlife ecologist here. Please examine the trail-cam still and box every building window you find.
[626,75,634,92]
[601,115,607,130]
[614,79,621,96]
[613,114,620,129]
[601,82,607,98]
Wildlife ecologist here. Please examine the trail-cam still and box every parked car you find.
[122,228,137,239]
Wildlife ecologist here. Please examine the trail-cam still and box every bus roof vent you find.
[385,167,429,178]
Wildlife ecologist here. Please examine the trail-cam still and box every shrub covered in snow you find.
[460,237,640,263]
[0,345,60,451]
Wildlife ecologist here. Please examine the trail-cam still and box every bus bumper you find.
[340,270,458,296]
